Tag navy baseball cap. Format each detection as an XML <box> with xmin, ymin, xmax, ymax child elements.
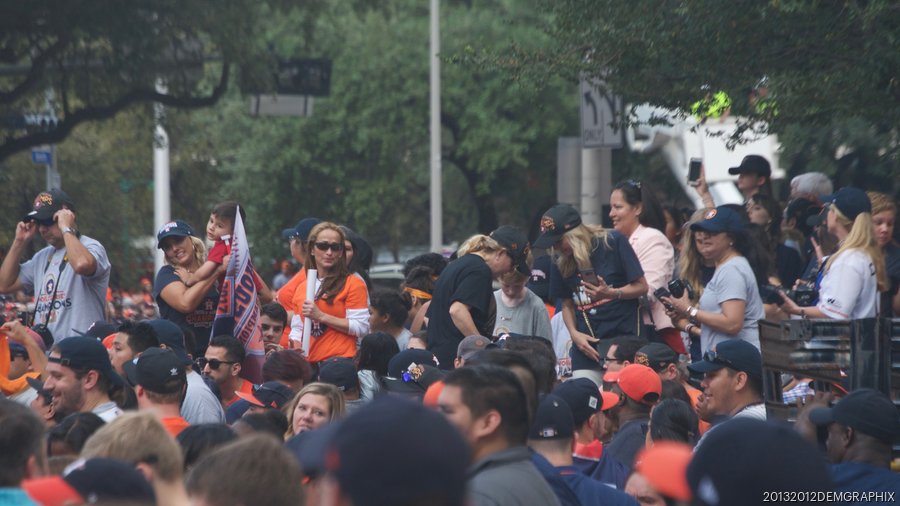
<box><xmin>809</xmin><ymin>388</ymin><xmax>900</xmax><ymax>444</ymax></box>
<box><xmin>690</xmin><ymin>206</ymin><xmax>744</xmax><ymax>234</ymax></box>
<box><xmin>387</xmin><ymin>349</ymin><xmax>439</xmax><ymax>378</ymax></box>
<box><xmin>727</xmin><ymin>155</ymin><xmax>771</xmax><ymax>177</ymax></box>
<box><xmin>147</xmin><ymin>319</ymin><xmax>191</xmax><ymax>366</ymax></box>
<box><xmin>529</xmin><ymin>393</ymin><xmax>574</xmax><ymax>440</ymax></box>
<box><xmin>326</xmin><ymin>396</ymin><xmax>469</xmax><ymax>506</ymax></box>
<box><xmin>382</xmin><ymin>363</ymin><xmax>444</xmax><ymax>397</ymax></box>
<box><xmin>25</xmin><ymin>189</ymin><xmax>75</xmax><ymax>223</ymax></box>
<box><xmin>317</xmin><ymin>357</ymin><xmax>359</xmax><ymax>392</ymax></box>
<box><xmin>285</xmin><ymin>422</ymin><xmax>342</xmax><ymax>479</ymax></box>
<box><xmin>123</xmin><ymin>348</ymin><xmax>187</xmax><ymax>394</ymax></box>
<box><xmin>156</xmin><ymin>219</ymin><xmax>195</xmax><ymax>248</ymax></box>
<box><xmin>534</xmin><ymin>204</ymin><xmax>583</xmax><ymax>249</ymax></box>
<box><xmin>235</xmin><ymin>381</ymin><xmax>295</xmax><ymax>410</ymax></box>
<box><xmin>282</xmin><ymin>217</ymin><xmax>322</xmax><ymax>241</ymax></box>
<box><xmin>23</xmin><ymin>457</ymin><xmax>156</xmax><ymax>505</ymax></box>
<box><xmin>490</xmin><ymin>225</ymin><xmax>531</xmax><ymax>275</ymax></box>
<box><xmin>688</xmin><ymin>339</ymin><xmax>762</xmax><ymax>379</ymax></box>
<box><xmin>635</xmin><ymin>343</ymin><xmax>679</xmax><ymax>372</ymax></box>
<box><xmin>51</xmin><ymin>336</ymin><xmax>124</xmax><ymax>386</ymax></box>
<box><xmin>822</xmin><ymin>187</ymin><xmax>871</xmax><ymax>222</ymax></box>
<box><xmin>73</xmin><ymin>320</ymin><xmax>117</xmax><ymax>340</ymax></box>
<box><xmin>551</xmin><ymin>378</ymin><xmax>618</xmax><ymax>426</ymax></box>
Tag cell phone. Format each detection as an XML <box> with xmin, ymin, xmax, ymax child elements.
<box><xmin>688</xmin><ymin>158</ymin><xmax>702</xmax><ymax>185</ymax></box>
<box><xmin>579</xmin><ymin>269</ymin><xmax>601</xmax><ymax>286</ymax></box>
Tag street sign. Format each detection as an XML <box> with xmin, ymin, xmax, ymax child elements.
<box><xmin>580</xmin><ymin>78</ymin><xmax>623</xmax><ymax>149</ymax></box>
<box><xmin>31</xmin><ymin>146</ymin><xmax>52</xmax><ymax>165</ymax></box>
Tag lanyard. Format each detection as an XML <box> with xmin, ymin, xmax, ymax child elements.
<box><xmin>31</xmin><ymin>251</ymin><xmax>68</xmax><ymax>327</ymax></box>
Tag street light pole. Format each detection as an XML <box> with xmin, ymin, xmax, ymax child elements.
<box><xmin>429</xmin><ymin>0</ymin><xmax>442</xmax><ymax>253</ymax></box>
<box><xmin>153</xmin><ymin>79</ymin><xmax>171</xmax><ymax>274</ymax></box>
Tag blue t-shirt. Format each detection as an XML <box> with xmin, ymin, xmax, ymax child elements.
<box><xmin>831</xmin><ymin>462</ymin><xmax>900</xmax><ymax>505</ymax></box>
<box><xmin>154</xmin><ymin>265</ymin><xmax>219</xmax><ymax>356</ymax></box>
<box><xmin>549</xmin><ymin>231</ymin><xmax>644</xmax><ymax>371</ymax></box>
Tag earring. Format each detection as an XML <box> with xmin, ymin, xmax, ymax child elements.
<box><xmin>730</xmin><ymin>242</ymin><xmax>734</xmax><ymax>247</ymax></box>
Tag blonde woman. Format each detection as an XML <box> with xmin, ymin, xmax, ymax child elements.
<box><xmin>154</xmin><ymin>220</ymin><xmax>223</xmax><ymax>356</ymax></box>
<box><xmin>533</xmin><ymin>204</ymin><xmax>648</xmax><ymax>383</ymax></box>
<box><xmin>284</xmin><ymin>382</ymin><xmax>345</xmax><ymax>438</ymax></box>
<box><xmin>781</xmin><ymin>187</ymin><xmax>887</xmax><ymax>319</ymax></box>
<box><xmin>426</xmin><ymin>226</ymin><xmax>529</xmax><ymax>368</ymax></box>
<box><xmin>868</xmin><ymin>191</ymin><xmax>900</xmax><ymax>315</ymax></box>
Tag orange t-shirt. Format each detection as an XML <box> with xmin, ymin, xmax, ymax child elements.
<box><xmin>685</xmin><ymin>383</ymin><xmax>711</xmax><ymax>434</ymax></box>
<box><xmin>290</xmin><ymin>274</ymin><xmax>368</xmax><ymax>363</ymax></box>
<box><xmin>276</xmin><ymin>270</ymin><xmax>307</xmax><ymax>348</ymax></box>
<box><xmin>161</xmin><ymin>416</ymin><xmax>190</xmax><ymax>437</ymax></box>
<box><xmin>225</xmin><ymin>378</ymin><xmax>256</xmax><ymax>408</ymax></box>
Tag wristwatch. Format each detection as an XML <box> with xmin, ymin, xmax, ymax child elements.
<box><xmin>62</xmin><ymin>227</ymin><xmax>77</xmax><ymax>235</ymax></box>
<box><xmin>688</xmin><ymin>305</ymin><xmax>700</xmax><ymax>321</ymax></box>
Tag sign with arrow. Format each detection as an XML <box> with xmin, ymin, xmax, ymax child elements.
<box><xmin>580</xmin><ymin>78</ymin><xmax>622</xmax><ymax>149</ymax></box>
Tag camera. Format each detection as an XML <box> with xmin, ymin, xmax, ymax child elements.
<box><xmin>786</xmin><ymin>285</ymin><xmax>818</xmax><ymax>307</ymax></box>
<box><xmin>667</xmin><ymin>279</ymin><xmax>694</xmax><ymax>300</ymax></box>
<box><xmin>759</xmin><ymin>284</ymin><xmax>784</xmax><ymax>305</ymax></box>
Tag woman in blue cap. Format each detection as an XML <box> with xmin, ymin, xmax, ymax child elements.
<box><xmin>780</xmin><ymin>187</ymin><xmax>887</xmax><ymax>319</ymax></box>
<box><xmin>661</xmin><ymin>206</ymin><xmax>765</xmax><ymax>354</ymax></box>
<box><xmin>154</xmin><ymin>220</ymin><xmax>223</xmax><ymax>356</ymax></box>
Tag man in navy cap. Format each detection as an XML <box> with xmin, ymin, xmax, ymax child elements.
<box><xmin>43</xmin><ymin>335</ymin><xmax>124</xmax><ymax>421</ymax></box>
<box><xmin>124</xmin><ymin>348</ymin><xmax>190</xmax><ymax>437</ymax></box>
<box><xmin>797</xmin><ymin>388</ymin><xmax>900</xmax><ymax>500</ymax></box>
<box><xmin>528</xmin><ymin>394</ymin><xmax>638</xmax><ymax>506</ymax></box>
<box><xmin>0</xmin><ymin>189</ymin><xmax>111</xmax><ymax>340</ymax></box>
<box><xmin>688</xmin><ymin>339</ymin><xmax>765</xmax><ymax>448</ymax></box>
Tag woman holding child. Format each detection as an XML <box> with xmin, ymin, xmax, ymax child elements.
<box><xmin>289</xmin><ymin>223</ymin><xmax>370</xmax><ymax>365</ymax></box>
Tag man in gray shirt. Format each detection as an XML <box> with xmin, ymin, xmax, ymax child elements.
<box><xmin>0</xmin><ymin>189</ymin><xmax>110</xmax><ymax>341</ymax></box>
<box><xmin>439</xmin><ymin>364</ymin><xmax>561</xmax><ymax>506</ymax></box>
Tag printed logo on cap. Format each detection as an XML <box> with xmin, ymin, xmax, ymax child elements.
<box><xmin>34</xmin><ymin>192</ymin><xmax>53</xmax><ymax>208</ymax></box>
<box><xmin>540</xmin><ymin>216</ymin><xmax>556</xmax><ymax>233</ymax></box>
<box><xmin>159</xmin><ymin>221</ymin><xmax>178</xmax><ymax>234</ymax></box>
<box><xmin>540</xmin><ymin>427</ymin><xmax>558</xmax><ymax>438</ymax></box>
<box><xmin>704</xmin><ymin>209</ymin><xmax>717</xmax><ymax>220</ymax></box>
<box><xmin>588</xmin><ymin>396</ymin><xmax>598</xmax><ymax>409</ymax></box>
<box><xmin>635</xmin><ymin>352</ymin><xmax>650</xmax><ymax>367</ymax></box>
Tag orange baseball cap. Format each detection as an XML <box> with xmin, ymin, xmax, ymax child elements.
<box><xmin>635</xmin><ymin>441</ymin><xmax>693</xmax><ymax>501</ymax></box>
<box><xmin>603</xmin><ymin>364</ymin><xmax>661</xmax><ymax>405</ymax></box>
<box><xmin>423</xmin><ymin>380</ymin><xmax>445</xmax><ymax>407</ymax></box>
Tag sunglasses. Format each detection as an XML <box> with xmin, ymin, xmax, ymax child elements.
<box><xmin>703</xmin><ymin>350</ymin><xmax>737</xmax><ymax>370</ymax></box>
<box><xmin>314</xmin><ymin>242</ymin><xmax>343</xmax><ymax>252</ymax></box>
<box><xmin>195</xmin><ymin>357</ymin><xmax>236</xmax><ymax>370</ymax></box>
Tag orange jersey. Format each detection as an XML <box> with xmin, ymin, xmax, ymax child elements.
<box><xmin>277</xmin><ymin>270</ymin><xmax>307</xmax><ymax>347</ymax></box>
<box><xmin>685</xmin><ymin>383</ymin><xmax>711</xmax><ymax>434</ymax></box>
<box><xmin>290</xmin><ymin>274</ymin><xmax>368</xmax><ymax>363</ymax></box>
<box><xmin>161</xmin><ymin>416</ymin><xmax>190</xmax><ymax>437</ymax></box>
<box><xmin>225</xmin><ymin>378</ymin><xmax>256</xmax><ymax>408</ymax></box>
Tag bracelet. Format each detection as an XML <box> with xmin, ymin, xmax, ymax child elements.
<box><xmin>615</xmin><ymin>289</ymin><xmax>623</xmax><ymax>300</ymax></box>
<box><xmin>688</xmin><ymin>305</ymin><xmax>699</xmax><ymax>322</ymax></box>
<box><xmin>684</xmin><ymin>323</ymin><xmax>695</xmax><ymax>334</ymax></box>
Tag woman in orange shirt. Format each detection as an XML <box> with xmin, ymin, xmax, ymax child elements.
<box><xmin>288</xmin><ymin>223</ymin><xmax>370</xmax><ymax>364</ymax></box>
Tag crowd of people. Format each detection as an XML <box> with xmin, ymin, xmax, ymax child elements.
<box><xmin>1</xmin><ymin>156</ymin><xmax>899</xmax><ymax>506</ymax></box>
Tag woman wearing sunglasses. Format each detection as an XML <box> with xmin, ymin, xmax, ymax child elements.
<box><xmin>661</xmin><ymin>206</ymin><xmax>765</xmax><ymax>355</ymax></box>
<box><xmin>154</xmin><ymin>220</ymin><xmax>223</xmax><ymax>356</ymax></box>
<box><xmin>288</xmin><ymin>222</ymin><xmax>370</xmax><ymax>365</ymax></box>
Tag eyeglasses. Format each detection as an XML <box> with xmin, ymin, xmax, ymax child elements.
<box><xmin>703</xmin><ymin>350</ymin><xmax>737</xmax><ymax>370</ymax></box>
<box><xmin>195</xmin><ymin>357</ymin><xmax>236</xmax><ymax>370</ymax></box>
<box><xmin>314</xmin><ymin>242</ymin><xmax>343</xmax><ymax>252</ymax></box>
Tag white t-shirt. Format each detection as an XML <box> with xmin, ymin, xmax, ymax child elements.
<box><xmin>817</xmin><ymin>249</ymin><xmax>879</xmax><ymax>319</ymax></box>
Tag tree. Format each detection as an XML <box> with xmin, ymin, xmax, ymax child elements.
<box><xmin>0</xmin><ymin>0</ymin><xmax>319</xmax><ymax>161</ymax></box>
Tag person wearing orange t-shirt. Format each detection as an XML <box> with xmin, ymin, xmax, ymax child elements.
<box><xmin>124</xmin><ymin>347</ymin><xmax>190</xmax><ymax>437</ymax></box>
<box><xmin>201</xmin><ymin>335</ymin><xmax>254</xmax><ymax>408</ymax></box>
<box><xmin>276</xmin><ymin>218</ymin><xmax>321</xmax><ymax>348</ymax></box>
<box><xmin>288</xmin><ymin>223</ymin><xmax>370</xmax><ymax>365</ymax></box>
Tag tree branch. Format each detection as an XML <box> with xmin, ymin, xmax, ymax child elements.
<box><xmin>0</xmin><ymin>36</ymin><xmax>70</xmax><ymax>104</ymax></box>
<box><xmin>0</xmin><ymin>63</ymin><xmax>230</xmax><ymax>162</ymax></box>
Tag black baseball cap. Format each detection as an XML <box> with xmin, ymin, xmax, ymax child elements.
<box><xmin>156</xmin><ymin>219</ymin><xmax>195</xmax><ymax>248</ymax></box>
<box><xmin>50</xmin><ymin>336</ymin><xmax>124</xmax><ymax>386</ymax></box>
<box><xmin>690</xmin><ymin>206</ymin><xmax>745</xmax><ymax>234</ymax></box>
<box><xmin>822</xmin><ymin>186</ymin><xmax>872</xmax><ymax>222</ymax></box>
<box><xmin>382</xmin><ymin>363</ymin><xmax>444</xmax><ymax>396</ymax></box>
<box><xmin>123</xmin><ymin>348</ymin><xmax>187</xmax><ymax>394</ymax></box>
<box><xmin>147</xmin><ymin>319</ymin><xmax>191</xmax><ymax>366</ymax></box>
<box><xmin>387</xmin><ymin>349</ymin><xmax>439</xmax><ymax>378</ymax></box>
<box><xmin>282</xmin><ymin>217</ymin><xmax>322</xmax><ymax>241</ymax></box>
<box><xmin>688</xmin><ymin>339</ymin><xmax>762</xmax><ymax>379</ymax></box>
<box><xmin>533</xmin><ymin>204</ymin><xmax>583</xmax><ymax>249</ymax></box>
<box><xmin>687</xmin><ymin>419</ymin><xmax>832</xmax><ymax>506</ymax></box>
<box><xmin>317</xmin><ymin>357</ymin><xmax>359</xmax><ymax>392</ymax></box>
<box><xmin>23</xmin><ymin>457</ymin><xmax>156</xmax><ymax>505</ymax></box>
<box><xmin>490</xmin><ymin>225</ymin><xmax>531</xmax><ymax>275</ymax></box>
<box><xmin>235</xmin><ymin>381</ymin><xmax>295</xmax><ymax>409</ymax></box>
<box><xmin>73</xmin><ymin>320</ymin><xmax>117</xmax><ymax>340</ymax></box>
<box><xmin>529</xmin><ymin>393</ymin><xmax>574</xmax><ymax>440</ymax></box>
<box><xmin>327</xmin><ymin>396</ymin><xmax>469</xmax><ymax>506</ymax></box>
<box><xmin>25</xmin><ymin>189</ymin><xmax>75</xmax><ymax>223</ymax></box>
<box><xmin>634</xmin><ymin>343</ymin><xmax>678</xmax><ymax>372</ymax></box>
<box><xmin>809</xmin><ymin>388</ymin><xmax>900</xmax><ymax>444</ymax></box>
<box><xmin>727</xmin><ymin>155</ymin><xmax>771</xmax><ymax>177</ymax></box>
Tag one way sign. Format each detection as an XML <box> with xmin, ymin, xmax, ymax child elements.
<box><xmin>580</xmin><ymin>78</ymin><xmax>622</xmax><ymax>149</ymax></box>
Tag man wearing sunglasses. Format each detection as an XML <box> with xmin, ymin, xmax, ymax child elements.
<box><xmin>688</xmin><ymin>339</ymin><xmax>765</xmax><ymax>449</ymax></box>
<box><xmin>0</xmin><ymin>189</ymin><xmax>110</xmax><ymax>341</ymax></box>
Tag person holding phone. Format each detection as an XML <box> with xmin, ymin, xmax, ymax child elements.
<box><xmin>535</xmin><ymin>204</ymin><xmax>648</xmax><ymax>385</ymax></box>
<box><xmin>0</xmin><ymin>189</ymin><xmax>111</xmax><ymax>341</ymax></box>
